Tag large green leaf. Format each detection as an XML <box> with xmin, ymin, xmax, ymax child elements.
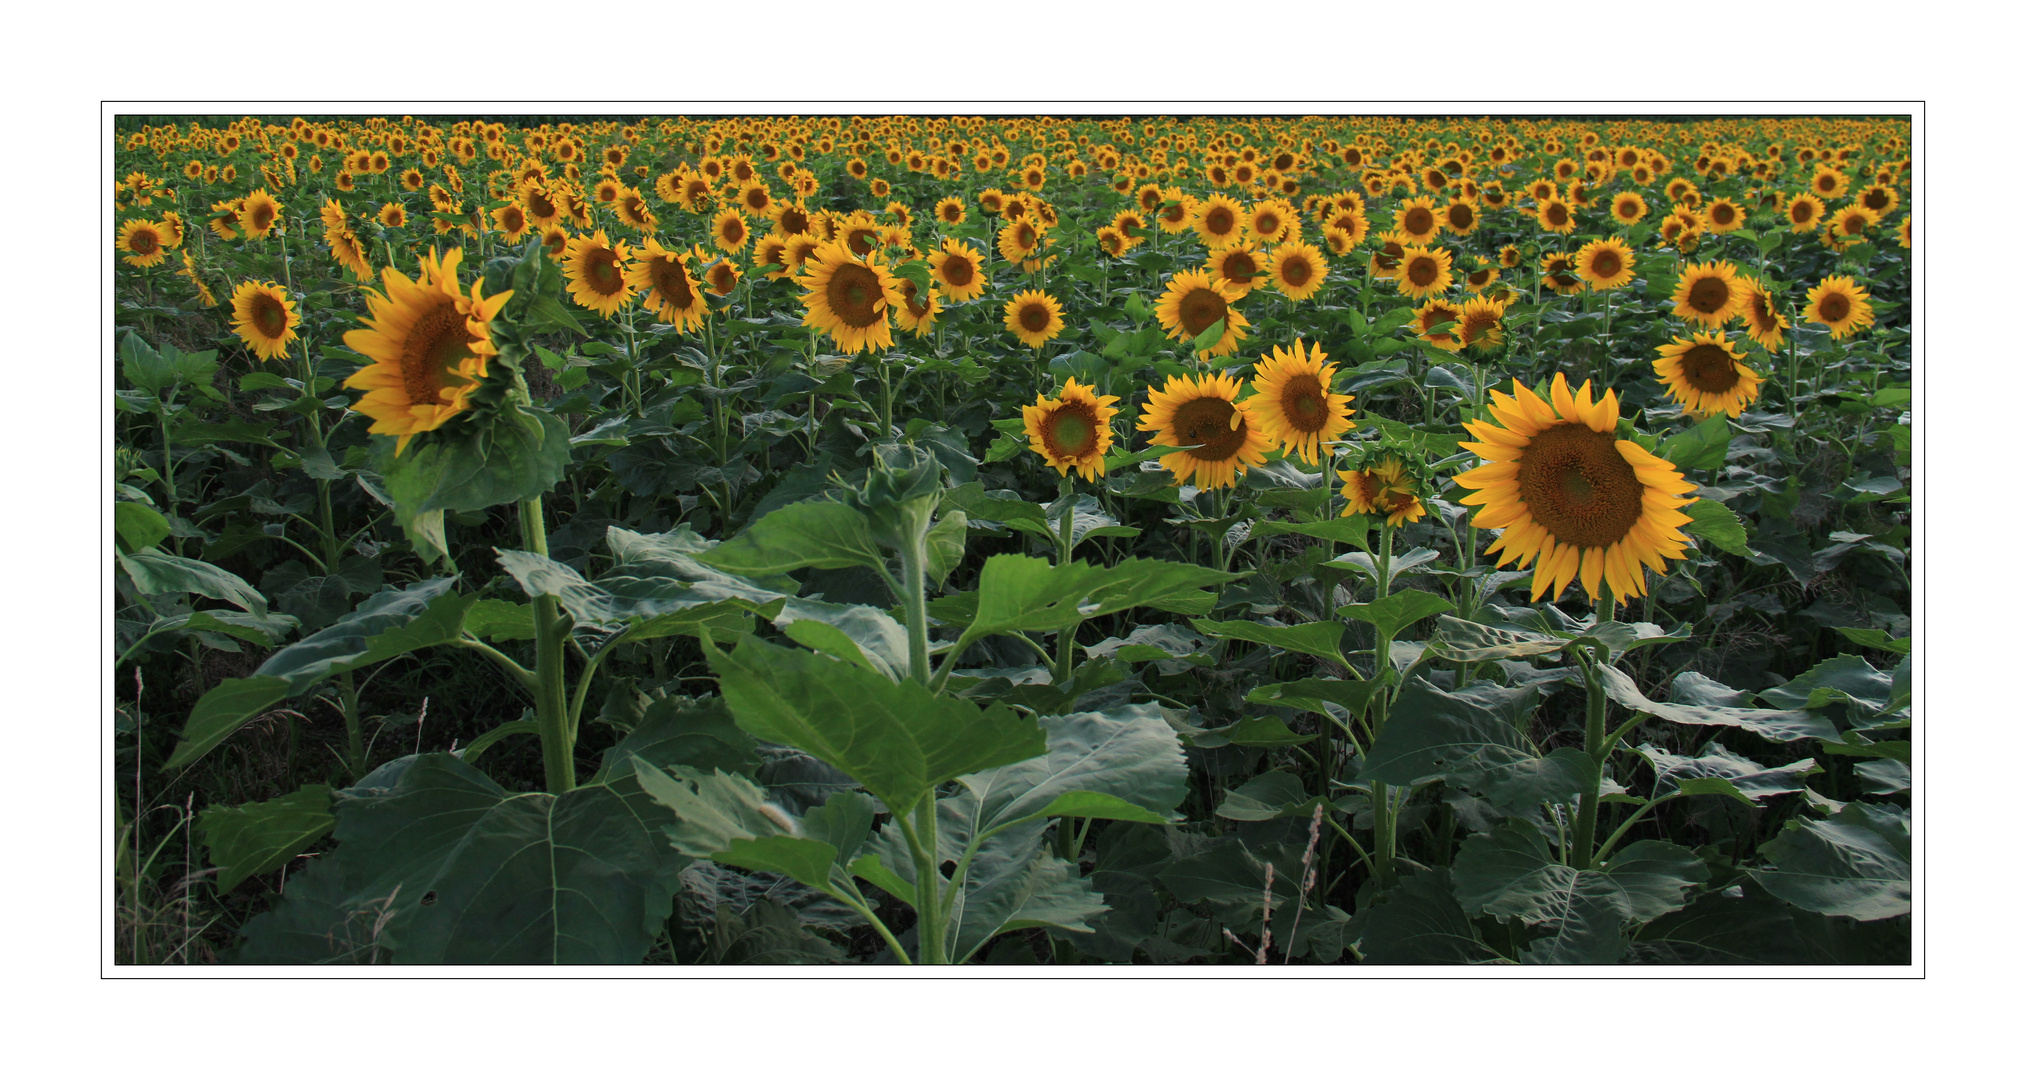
<box><xmin>1749</xmin><ymin>803</ymin><xmax>1910</xmax><ymax>921</ymax></box>
<box><xmin>1191</xmin><ymin>617</ymin><xmax>1350</xmax><ymax>668</ymax></box>
<box><xmin>1682</xmin><ymin>500</ymin><xmax>1751</xmax><ymax>556</ymax></box>
<box><xmin>1759</xmin><ymin>654</ymin><xmax>1900</xmax><ymax>720</ymax></box>
<box><xmin>950</xmin><ymin>704</ymin><xmax>1188</xmax><ymax>836</ymax></box>
<box><xmin>1452</xmin><ymin>822</ymin><xmax>1707</xmax><ymax>964</ymax></box>
<box><xmin>198</xmin><ymin>785</ymin><xmax>335</xmax><ymax>893</ymax></box>
<box><xmin>694</xmin><ymin>498</ymin><xmax>887</xmax><ymax>576</ymax></box>
<box><xmin>1637</xmin><ymin>743</ymin><xmax>1818</xmax><ymax>804</ymax></box>
<box><xmin>1658</xmin><ymin>413</ymin><xmax>1733</xmax><ymax>472</ymax></box>
<box><xmin>380</xmin><ymin>407</ymin><xmax>572</xmax><ymax>564</ymax></box>
<box><xmin>1336</xmin><ymin>589</ymin><xmax>1455</xmax><ymax>649</ymax></box>
<box><xmin>1358</xmin><ymin>872</ymin><xmax>1506</xmax><ymax>965</ymax></box>
<box><xmin>166</xmin><ymin>580</ymin><xmax>477</xmax><ymax>770</ymax></box>
<box><xmin>118</xmin><ymin>550</ymin><xmax>269</xmax><ymax>615</ymax></box>
<box><xmin>1419</xmin><ymin>615</ymin><xmax>1569</xmax><ymax>663</ymax></box>
<box><xmin>1361</xmin><ymin>678</ymin><xmax>1540</xmax><ymax>787</ymax></box>
<box><xmin>115</xmin><ymin>502</ymin><xmax>172</xmax><ymax>554</ymax></box>
<box><xmin>1597</xmin><ymin>666</ymin><xmax>1838</xmax><ymax>743</ymax></box>
<box><xmin>236</xmin><ymin>753</ymin><xmax>690</xmax><ymax>964</ymax></box>
<box><xmin>1630</xmin><ymin>888</ymin><xmax>1812</xmax><ymax>965</ymax></box>
<box><xmin>932</xmin><ymin>554</ymin><xmax>1241</xmax><ymax>653</ymax></box>
<box><xmin>709</xmin><ymin>634</ymin><xmax>1045</xmax><ymax>815</ymax></box>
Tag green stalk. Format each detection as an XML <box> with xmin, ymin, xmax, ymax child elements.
<box><xmin>1368</xmin><ymin>520</ymin><xmax>1398</xmax><ymax>890</ymax></box>
<box><xmin>898</xmin><ymin>523</ymin><xmax>933</xmax><ymax>688</ymax></box>
<box><xmin>1567</xmin><ymin>645</ymin><xmax>1609</xmax><ymax>870</ymax></box>
<box><xmin>520</xmin><ymin>497</ymin><xmax>576</xmax><ymax>794</ymax></box>
<box><xmin>1053</xmin><ymin>481</ymin><xmax>1078</xmax><ymax>687</ymax></box>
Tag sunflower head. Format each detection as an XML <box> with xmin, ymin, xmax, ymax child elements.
<box><xmin>341</xmin><ymin>248</ymin><xmax>515</xmax><ymax>456</ymax></box>
<box><xmin>1654</xmin><ymin>331</ymin><xmax>1763</xmax><ymax>419</ymax></box>
<box><xmin>1154</xmin><ymin>269</ymin><xmax>1250</xmax><ymax>359</ymax></box>
<box><xmin>1246</xmin><ymin>339</ymin><xmax>1355</xmax><ymax>465</ymax></box>
<box><xmin>797</xmin><ymin>240</ymin><xmax>903</xmax><ymax>354</ymax></box>
<box><xmin>1338</xmin><ymin>455</ymin><xmax>1427</xmax><ymax>527</ymax></box>
<box><xmin>229</xmin><ymin>280</ymin><xmax>299</xmax><ymax>362</ymax></box>
<box><xmin>1804</xmin><ymin>274</ymin><xmax>1875</xmax><ymax>340</ymax></box>
<box><xmin>1455</xmin><ymin>372</ymin><xmax>1698</xmax><ymax>607</ymax></box>
<box><xmin>1003</xmin><ymin>289</ymin><xmax>1064</xmax><ymax>349</ymax></box>
<box><xmin>1574</xmin><ymin>237</ymin><xmax>1636</xmax><ymax>291</ymax></box>
<box><xmin>1394</xmin><ymin>244</ymin><xmax>1455</xmax><ymax>299</ymax></box>
<box><xmin>1022</xmin><ymin>377</ymin><xmax>1122</xmax><ymax>481</ymax></box>
<box><xmin>1268</xmin><ymin>241</ymin><xmax>1328</xmax><ymax>301</ymax></box>
<box><xmin>1670</xmin><ymin>260</ymin><xmax>1742</xmax><ymax>327</ymax></box>
<box><xmin>1135</xmin><ymin>370</ymin><xmax>1273</xmax><ymax>490</ymax></box>
<box><xmin>561</xmin><ymin>229</ymin><xmax>637</xmax><ymax>317</ymax></box>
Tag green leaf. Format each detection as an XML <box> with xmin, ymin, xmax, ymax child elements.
<box><xmin>1749</xmin><ymin>803</ymin><xmax>1910</xmax><ymax>921</ymax></box>
<box><xmin>1191</xmin><ymin>617</ymin><xmax>1349</xmax><ymax>668</ymax></box>
<box><xmin>1362</xmin><ymin>678</ymin><xmax>1540</xmax><ymax>787</ymax></box>
<box><xmin>461</xmin><ymin>598</ymin><xmax>536</xmax><ymax>641</ymax></box>
<box><xmin>952</xmin><ymin>704</ymin><xmax>1187</xmax><ymax>835</ymax></box>
<box><xmin>1597</xmin><ymin>666</ymin><xmax>1837</xmax><ymax>743</ymax></box>
<box><xmin>1215</xmin><ymin>771</ymin><xmax>1317</xmax><ymax>821</ymax></box>
<box><xmin>1245</xmin><ymin>678</ymin><xmax>1381</xmax><ymax>721</ymax></box>
<box><xmin>1189</xmin><ymin>317</ymin><xmax>1226</xmax><ymax>355</ymax></box>
<box><xmin>710</xmin><ymin>635</ymin><xmax>1045</xmax><ymax>815</ymax></box>
<box><xmin>1759</xmin><ymin>654</ymin><xmax>1899</xmax><ymax>718</ymax></box>
<box><xmin>1682</xmin><ymin>499</ymin><xmax>1751</xmax><ymax>556</ymax></box>
<box><xmin>115</xmin><ymin>502</ymin><xmax>172</xmax><ymax>554</ymax></box>
<box><xmin>1215</xmin><ymin>716</ymin><xmax>1321</xmax><ymax>748</ymax></box>
<box><xmin>198</xmin><ymin>785</ymin><xmax>335</xmax><ymax>893</ymax></box>
<box><xmin>1638</xmin><ymin>743</ymin><xmax>1817</xmax><ymax>804</ymax></box>
<box><xmin>1358</xmin><ymin>872</ymin><xmax>1506</xmax><ymax>965</ymax></box>
<box><xmin>1658</xmin><ymin>413</ymin><xmax>1733</xmax><ymax>472</ymax></box>
<box><xmin>380</xmin><ymin>408</ymin><xmax>572</xmax><ymax>564</ymax></box>
<box><xmin>1453</xmin><ymin>823</ymin><xmax>1707</xmax><ymax>964</ymax></box>
<box><xmin>696</xmin><ymin>498</ymin><xmax>887</xmax><ymax>576</ymax></box>
<box><xmin>1631</xmin><ymin>888</ymin><xmax>1811</xmax><ymax>965</ymax></box>
<box><xmin>118</xmin><ymin>550</ymin><xmax>268</xmax><ymax>614</ymax></box>
<box><xmin>1419</xmin><ymin>615</ymin><xmax>1569</xmax><ymax>662</ymax></box>
<box><xmin>924</xmin><ymin>510</ymin><xmax>968</xmax><ymax>585</ymax></box>
<box><xmin>933</xmin><ymin>554</ymin><xmax>1241</xmax><ymax>654</ymax></box>
<box><xmin>1248</xmin><ymin>517</ymin><xmax>1372</xmax><ymax>547</ymax></box>
<box><xmin>1336</xmin><ymin>589</ymin><xmax>1454</xmax><ymax>648</ymax></box>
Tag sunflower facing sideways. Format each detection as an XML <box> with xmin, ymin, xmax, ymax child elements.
<box><xmin>342</xmin><ymin>248</ymin><xmax>512</xmax><ymax>456</ymax></box>
<box><xmin>1454</xmin><ymin>294</ymin><xmax>1511</xmax><ymax>353</ymax></box>
<box><xmin>1670</xmin><ymin>260</ymin><xmax>1742</xmax><ymax>327</ymax></box>
<box><xmin>1644</xmin><ymin>323</ymin><xmax>1770</xmax><ymax>417</ymax></box>
<box><xmin>625</xmin><ymin>238</ymin><xmax>707</xmax><ymax>332</ymax></box>
<box><xmin>1454</xmin><ymin>373</ymin><xmax>1699</xmax><ymax>607</ymax></box>
<box><xmin>894</xmin><ymin>277</ymin><xmax>941</xmax><ymax>337</ymax></box>
<box><xmin>229</xmin><ymin>280</ymin><xmax>299</xmax><ymax>361</ymax></box>
<box><xmin>1573</xmin><ymin>236</ymin><xmax>1636</xmax><ymax>291</ymax></box>
<box><xmin>1737</xmin><ymin>274</ymin><xmax>1789</xmax><ymax>351</ymax></box>
<box><xmin>562</xmin><ymin>229</ymin><xmax>637</xmax><ymax>317</ymax></box>
<box><xmin>1023</xmin><ymin>377</ymin><xmax>1121</xmax><ymax>481</ymax></box>
<box><xmin>1136</xmin><ymin>370</ymin><xmax>1274</xmax><ymax>490</ymax></box>
<box><xmin>928</xmin><ymin>237</ymin><xmax>987</xmax><ymax>302</ymax></box>
<box><xmin>1803</xmin><ymin>274</ymin><xmax>1876</xmax><ymax>339</ymax></box>
<box><xmin>1004</xmin><ymin>289</ymin><xmax>1064</xmax><ymax>349</ymax></box>
<box><xmin>1339</xmin><ymin>456</ymin><xmax>1426</xmax><ymax>526</ymax></box>
<box><xmin>1246</xmin><ymin>339</ymin><xmax>1355</xmax><ymax>465</ymax></box>
<box><xmin>797</xmin><ymin>240</ymin><xmax>905</xmax><ymax>354</ymax></box>
<box><xmin>240</xmin><ymin>188</ymin><xmax>282</xmax><ymax>240</ymax></box>
<box><xmin>1154</xmin><ymin>268</ymin><xmax>1250</xmax><ymax>359</ymax></box>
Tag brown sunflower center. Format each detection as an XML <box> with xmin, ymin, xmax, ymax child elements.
<box><xmin>708</xmin><ymin>264</ymin><xmax>736</xmax><ymax>293</ymax></box>
<box><xmin>1545</xmin><ymin>203</ymin><xmax>1569</xmax><ymax>226</ymax></box>
<box><xmin>1447</xmin><ymin>204</ymin><xmax>1474</xmax><ymax>229</ymax></box>
<box><xmin>1406</xmin><ymin>256</ymin><xmax>1440</xmax><ymax>288</ymax></box>
<box><xmin>1589</xmin><ymin>250</ymin><xmax>1622</xmax><ymax>279</ymax></box>
<box><xmin>1222</xmin><ymin>252</ymin><xmax>1259</xmax><ymax>283</ymax></box>
<box><xmin>1375</xmin><ymin>242</ymin><xmax>1404</xmax><ymax>272</ymax></box>
<box><xmin>651</xmin><ymin>257</ymin><xmax>694</xmax><ymax>308</ymax></box>
<box><xmin>1712</xmin><ymin>204</ymin><xmax>1735</xmax><ymax>224</ymax></box>
<box><xmin>398</xmin><ymin>297</ymin><xmax>476</xmax><ymax>408</ymax></box>
<box><xmin>940</xmin><ymin>255</ymin><xmax>975</xmax><ymax>287</ymax></box>
<box><xmin>1281</xmin><ymin>256</ymin><xmax>1312</xmax><ymax>286</ymax></box>
<box><xmin>1818</xmin><ymin>293</ymin><xmax>1851</xmax><ymax>323</ymax></box>
<box><xmin>1278</xmin><ymin>373</ymin><xmax>1328</xmax><ymax>431</ymax></box>
<box><xmin>1019</xmin><ymin>302</ymin><xmax>1050</xmax><ymax>332</ymax></box>
<box><xmin>1681</xmin><ymin>344</ymin><xmax>1741</xmax><ymax>392</ymax></box>
<box><xmin>1467</xmin><ymin>268</ymin><xmax>1492</xmax><ymax>287</ymax></box>
<box><xmin>1686</xmin><ymin>275</ymin><xmax>1731</xmax><ymax>313</ymax></box>
<box><xmin>1254</xmin><ymin>211</ymin><xmax>1281</xmax><ymax>236</ymax></box>
<box><xmin>251</xmin><ymin>291</ymin><xmax>288</xmax><ymax>338</ymax></box>
<box><xmin>1816</xmin><ymin>174</ymin><xmax>1836</xmax><ymax>192</ymax></box>
<box><xmin>902</xmin><ymin>281</ymin><xmax>931</xmax><ymax>319</ymax></box>
<box><xmin>1161</xmin><ymin>202</ymin><xmax>1188</xmax><ymax>223</ymax></box>
<box><xmin>130</xmin><ymin>229</ymin><xmax>159</xmax><ymax>255</ymax></box>
<box><xmin>501</xmin><ymin>207</ymin><xmax>525</xmax><ymax>232</ymax></box>
<box><xmin>1178</xmin><ymin>287</ymin><xmax>1228</xmax><ymax>337</ymax></box>
<box><xmin>585</xmin><ymin>248</ymin><xmax>624</xmax><ymax>295</ymax></box>
<box><xmin>1516</xmin><ymin>423</ymin><xmax>1643</xmax><ymax>550</ymax></box>
<box><xmin>1203</xmin><ymin>206</ymin><xmax>1235</xmax><ymax>235</ymax></box>
<box><xmin>1172</xmin><ymin>396</ymin><xmax>1246</xmax><ymax>462</ymax></box>
<box><xmin>722</xmin><ymin>218</ymin><xmax>746</xmax><ymax>245</ymax></box>
<box><xmin>1041</xmin><ymin>401</ymin><xmax>1099</xmax><ymax>459</ymax></box>
<box><xmin>1403</xmin><ymin>206</ymin><xmax>1434</xmax><ymax>235</ymax></box>
<box><xmin>1792</xmin><ymin>202</ymin><xmax>1815</xmax><ymax>222</ymax></box>
<box><xmin>827</xmin><ymin>263</ymin><xmax>883</xmax><ymax>327</ymax></box>
<box><xmin>1863</xmin><ymin>189</ymin><xmax>1889</xmax><ymax>210</ymax></box>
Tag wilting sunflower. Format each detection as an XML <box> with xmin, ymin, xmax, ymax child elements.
<box><xmin>1455</xmin><ymin>294</ymin><xmax>1511</xmax><ymax>352</ymax></box>
<box><xmin>1268</xmin><ymin>241</ymin><xmax>1328</xmax><ymax>301</ymax></box>
<box><xmin>1338</xmin><ymin>457</ymin><xmax>1426</xmax><ymax>526</ymax></box>
<box><xmin>928</xmin><ymin>237</ymin><xmax>987</xmax><ymax>302</ymax></box>
<box><xmin>342</xmin><ymin>248</ymin><xmax>512</xmax><ymax>456</ymax></box>
<box><xmin>1610</xmin><ymin>191</ymin><xmax>1649</xmax><ymax>226</ymax></box>
<box><xmin>1670</xmin><ymin>260</ymin><xmax>1742</xmax><ymax>327</ymax></box>
<box><xmin>894</xmin><ymin>277</ymin><xmax>941</xmax><ymax>337</ymax></box>
<box><xmin>1737</xmin><ymin>274</ymin><xmax>1789</xmax><ymax>351</ymax></box>
<box><xmin>1574</xmin><ymin>237</ymin><xmax>1636</xmax><ymax>291</ymax></box>
<box><xmin>1136</xmin><ymin>371</ymin><xmax>1273</xmax><ymax>490</ymax></box>
<box><xmin>1154</xmin><ymin>269</ymin><xmax>1250</xmax><ymax>359</ymax></box>
<box><xmin>1393</xmin><ymin>244</ymin><xmax>1455</xmax><ymax>299</ymax></box>
<box><xmin>1394</xmin><ymin>195</ymin><xmax>1441</xmax><ymax>242</ymax></box>
<box><xmin>1003</xmin><ymin>289</ymin><xmax>1064</xmax><ymax>349</ymax></box>
<box><xmin>1193</xmin><ymin>193</ymin><xmax>1246</xmax><ymax>249</ymax></box>
<box><xmin>1455</xmin><ymin>372</ymin><xmax>1699</xmax><ymax>606</ymax></box>
<box><xmin>118</xmin><ymin>219</ymin><xmax>169</xmax><ymax>268</ymax></box>
<box><xmin>562</xmin><ymin>229</ymin><xmax>637</xmax><ymax>317</ymax></box>
<box><xmin>798</xmin><ymin>240</ymin><xmax>904</xmax><ymax>354</ymax></box>
<box><xmin>1022</xmin><ymin>377</ymin><xmax>1122</xmax><ymax>481</ymax></box>
<box><xmin>626</xmin><ymin>238</ymin><xmax>707</xmax><ymax>332</ymax></box>
<box><xmin>1785</xmin><ymin>193</ymin><xmax>1825</xmax><ymax>232</ymax></box>
<box><xmin>1207</xmin><ymin>244</ymin><xmax>1266</xmax><ymax>296</ymax></box>
<box><xmin>1653</xmin><ymin>331</ymin><xmax>1763</xmax><ymax>419</ymax></box>
<box><xmin>228</xmin><ymin>280</ymin><xmax>299</xmax><ymax>361</ymax></box>
<box><xmin>1246</xmin><ymin>339</ymin><xmax>1355</xmax><ymax>465</ymax></box>
<box><xmin>1803</xmin><ymin>275</ymin><xmax>1875</xmax><ymax>339</ymax></box>
<box><xmin>240</xmin><ymin>189</ymin><xmax>282</xmax><ymax>240</ymax></box>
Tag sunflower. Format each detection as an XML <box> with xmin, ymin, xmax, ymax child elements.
<box><xmin>1207</xmin><ymin>244</ymin><xmax>1266</xmax><ymax>296</ymax></box>
<box><xmin>1670</xmin><ymin>260</ymin><xmax>1742</xmax><ymax>327</ymax></box>
<box><xmin>1193</xmin><ymin>193</ymin><xmax>1246</xmax><ymax>249</ymax></box>
<box><xmin>1338</xmin><ymin>457</ymin><xmax>1427</xmax><ymax>526</ymax></box>
<box><xmin>895</xmin><ymin>277</ymin><xmax>941</xmax><ymax>337</ymax></box>
<box><xmin>1703</xmin><ymin>198</ymin><xmax>1745</xmax><ymax>234</ymax></box>
<box><xmin>1897</xmin><ymin>217</ymin><xmax>1912</xmax><ymax>249</ymax></box>
<box><xmin>1320</xmin><ymin>226</ymin><xmax>1357</xmax><ymax>257</ymax></box>
<box><xmin>1136</xmin><ymin>371</ymin><xmax>1273</xmax><ymax>490</ymax></box>
<box><xmin>1156</xmin><ymin>188</ymin><xmax>1197</xmax><ymax>233</ymax></box>
<box><xmin>1737</xmin><ymin>274</ymin><xmax>1789</xmax><ymax>351</ymax></box>
<box><xmin>1653</xmin><ymin>331</ymin><xmax>1763</xmax><ymax>419</ymax></box>
<box><xmin>319</xmin><ymin>198</ymin><xmax>349</xmax><ymax>237</ymax></box>
<box><xmin>228</xmin><ymin>280</ymin><xmax>298</xmax><ymax>361</ymax></box>
<box><xmin>711</xmin><ymin>207</ymin><xmax>750</xmax><ymax>253</ymax></box>
<box><xmin>1394</xmin><ymin>195</ymin><xmax>1441</xmax><ymax>242</ymax></box>
<box><xmin>329</xmin><ymin>228</ymin><xmax>373</xmax><ymax>282</ymax></box>
<box><xmin>626</xmin><ymin>238</ymin><xmax>707</xmax><ymax>332</ymax></box>
<box><xmin>491</xmin><ymin>202</ymin><xmax>532</xmax><ymax>243</ymax></box>
<box><xmin>539</xmin><ymin>224</ymin><xmax>571</xmax><ymax>261</ymax></box>
<box><xmin>997</xmin><ymin>218</ymin><xmax>1044</xmax><ymax>264</ymax></box>
<box><xmin>1540</xmin><ymin>252</ymin><xmax>1584</xmax><ymax>296</ymax></box>
<box><xmin>1610</xmin><ymin>191</ymin><xmax>1649</xmax><ymax>227</ymax></box>
<box><xmin>1461</xmin><ymin>257</ymin><xmax>1501</xmax><ymax>293</ymax></box>
<box><xmin>1267</xmin><ymin>241</ymin><xmax>1328</xmax><ymax>301</ymax></box>
<box><xmin>928</xmin><ymin>237</ymin><xmax>987</xmax><ymax>302</ymax></box>
<box><xmin>1809</xmin><ymin>166</ymin><xmax>1850</xmax><ymax>200</ymax></box>
<box><xmin>1574</xmin><ymin>237</ymin><xmax>1636</xmax><ymax>291</ymax></box>
<box><xmin>562</xmin><ymin>229</ymin><xmax>637</xmax><ymax>317</ymax></box>
<box><xmin>1246</xmin><ymin>198</ymin><xmax>1298</xmax><ymax>244</ymax></box>
<box><xmin>1095</xmin><ymin>226</ymin><xmax>1129</xmax><ymax>258</ymax></box>
<box><xmin>1858</xmin><ymin>184</ymin><xmax>1901</xmax><ymax>217</ymax></box>
<box><xmin>1803</xmin><ymin>275</ymin><xmax>1875</xmax><ymax>340</ymax></box>
<box><xmin>341</xmin><ymin>248</ymin><xmax>512</xmax><ymax>456</ymax></box>
<box><xmin>1537</xmin><ymin>197</ymin><xmax>1577</xmax><ymax>234</ymax></box>
<box><xmin>1455</xmin><ymin>373</ymin><xmax>1698</xmax><ymax>607</ymax></box>
<box><xmin>1154</xmin><ymin>269</ymin><xmax>1250</xmax><ymax>359</ymax></box>
<box><xmin>782</xmin><ymin>233</ymin><xmax>826</xmax><ymax>276</ymax></box>
<box><xmin>240</xmin><ymin>189</ymin><xmax>282</xmax><ymax>240</ymax></box>
<box><xmin>1246</xmin><ymin>339</ymin><xmax>1355</xmax><ymax>464</ymax></box>
<box><xmin>798</xmin><ymin>241</ymin><xmax>904</xmax><ymax>354</ymax></box>
<box><xmin>1023</xmin><ymin>377</ymin><xmax>1121</xmax><ymax>481</ymax></box>
<box><xmin>1454</xmin><ymin>294</ymin><xmax>1511</xmax><ymax>352</ymax></box>
<box><xmin>614</xmin><ymin>187</ymin><xmax>658</xmax><ymax>231</ymax></box>
<box><xmin>118</xmin><ymin>219</ymin><xmax>169</xmax><ymax>268</ymax></box>
<box><xmin>1004</xmin><ymin>289</ymin><xmax>1064</xmax><ymax>349</ymax></box>
<box><xmin>1785</xmin><ymin>193</ymin><xmax>1825</xmax><ymax>232</ymax></box>
<box><xmin>704</xmin><ymin>257</ymin><xmax>741</xmax><ymax>297</ymax></box>
<box><xmin>1393</xmin><ymin>244</ymin><xmax>1455</xmax><ymax>299</ymax></box>
<box><xmin>1498</xmin><ymin>245</ymin><xmax>1522</xmax><ymax>269</ymax></box>
<box><xmin>1825</xmin><ymin>204</ymin><xmax>1881</xmax><ymax>250</ymax></box>
<box><xmin>935</xmin><ymin>196</ymin><xmax>966</xmax><ymax>226</ymax></box>
<box><xmin>1442</xmin><ymin>197</ymin><xmax>1481</xmax><ymax>237</ymax></box>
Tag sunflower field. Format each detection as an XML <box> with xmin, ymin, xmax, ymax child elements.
<box><xmin>111</xmin><ymin>113</ymin><xmax>1914</xmax><ymax>967</ymax></box>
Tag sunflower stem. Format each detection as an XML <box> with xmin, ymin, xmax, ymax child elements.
<box><xmin>1367</xmin><ymin>520</ymin><xmax>1399</xmax><ymax>891</ymax></box>
<box><xmin>1568</xmin><ymin>643</ymin><xmax>1610</xmax><ymax>871</ymax></box>
<box><xmin>520</xmin><ymin>496</ymin><xmax>577</xmax><ymax>794</ymax></box>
